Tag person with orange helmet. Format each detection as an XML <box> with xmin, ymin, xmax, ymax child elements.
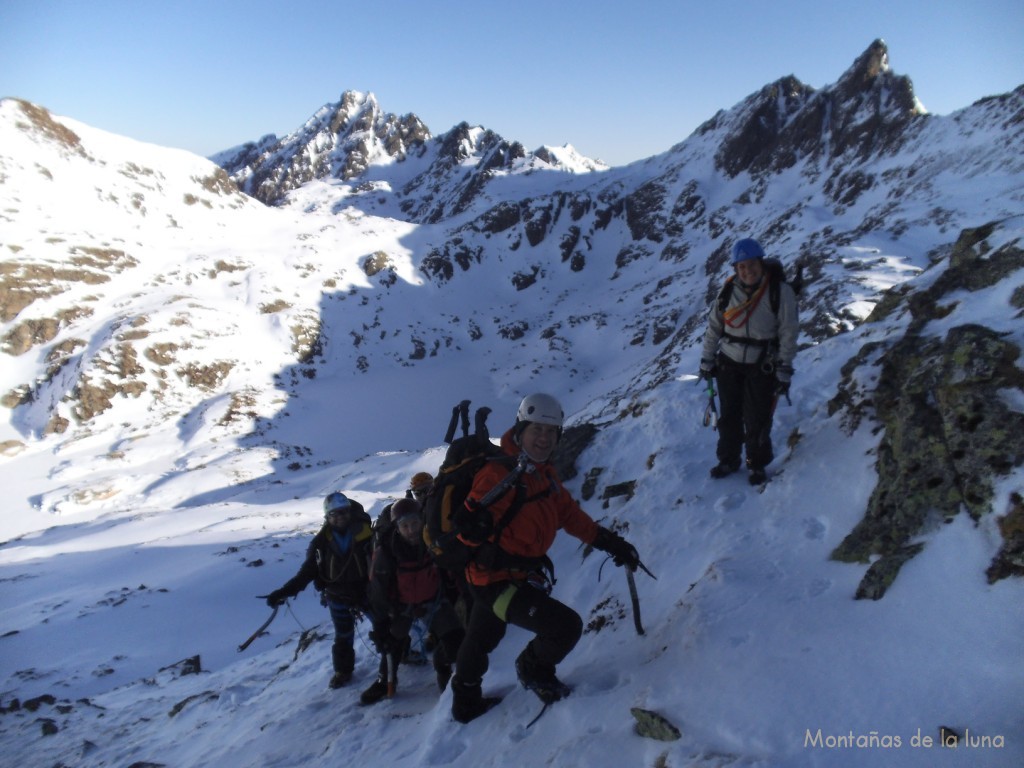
<box><xmin>372</xmin><ymin>471</ymin><xmax>434</xmax><ymax>545</ymax></box>
<box><xmin>409</xmin><ymin>471</ymin><xmax>434</xmax><ymax>502</ymax></box>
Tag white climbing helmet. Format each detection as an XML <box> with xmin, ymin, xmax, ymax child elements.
<box><xmin>516</xmin><ymin>393</ymin><xmax>564</xmax><ymax>429</ymax></box>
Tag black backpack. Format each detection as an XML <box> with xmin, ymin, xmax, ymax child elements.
<box><xmin>422</xmin><ymin>401</ymin><xmax>531</xmax><ymax>572</ymax></box>
<box><xmin>372</xmin><ymin>502</ymin><xmax>395</xmax><ymax>549</ymax></box>
<box><xmin>338</xmin><ymin>497</ymin><xmax>373</xmax><ymax>529</ymax></box>
<box><xmin>717</xmin><ymin>257</ymin><xmax>803</xmax><ymax>315</ymax></box>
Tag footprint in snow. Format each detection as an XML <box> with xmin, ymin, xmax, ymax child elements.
<box><xmin>713</xmin><ymin>492</ymin><xmax>746</xmax><ymax>513</ymax></box>
<box><xmin>807</xmin><ymin>578</ymin><xmax>832</xmax><ymax>597</ymax></box>
<box><xmin>802</xmin><ymin>517</ymin><xmax>827</xmax><ymax>540</ymax></box>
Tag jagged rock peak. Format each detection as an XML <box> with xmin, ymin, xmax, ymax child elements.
<box><xmin>712</xmin><ymin>38</ymin><xmax>926</xmax><ymax>178</ymax></box>
<box><xmin>217</xmin><ymin>89</ymin><xmax>431</xmax><ymax>203</ymax></box>
<box><xmin>291</xmin><ymin>89</ymin><xmax>431</xmax><ymax>164</ymax></box>
<box><xmin>339</xmin><ymin>89</ymin><xmax>376</xmax><ymax>116</ymax></box>
<box><xmin>834</xmin><ymin>38</ymin><xmax>923</xmax><ymax>115</ymax></box>
<box><xmin>319</xmin><ymin>90</ymin><xmax>422</xmax><ymax>139</ymax></box>
<box><xmin>847</xmin><ymin>38</ymin><xmax>891</xmax><ymax>83</ymax></box>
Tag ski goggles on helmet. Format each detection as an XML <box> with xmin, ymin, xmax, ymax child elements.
<box><xmin>324</xmin><ymin>491</ymin><xmax>351</xmax><ymax>517</ymax></box>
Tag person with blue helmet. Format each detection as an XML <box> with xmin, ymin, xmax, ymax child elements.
<box><xmin>264</xmin><ymin>490</ymin><xmax>373</xmax><ymax>688</ymax></box>
<box><xmin>699</xmin><ymin>237</ymin><xmax>799</xmax><ymax>484</ymax></box>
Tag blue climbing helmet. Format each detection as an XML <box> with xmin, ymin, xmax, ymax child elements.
<box><xmin>731</xmin><ymin>238</ymin><xmax>765</xmax><ymax>265</ymax></box>
<box><xmin>323</xmin><ymin>491</ymin><xmax>351</xmax><ymax>518</ymax></box>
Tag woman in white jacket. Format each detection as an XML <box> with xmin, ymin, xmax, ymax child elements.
<box><xmin>699</xmin><ymin>238</ymin><xmax>799</xmax><ymax>485</ymax></box>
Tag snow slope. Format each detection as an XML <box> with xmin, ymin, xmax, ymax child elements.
<box><xmin>1</xmin><ymin>76</ymin><xmax>1022</xmax><ymax>766</ymax></box>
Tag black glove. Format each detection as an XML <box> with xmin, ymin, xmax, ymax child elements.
<box><xmin>699</xmin><ymin>360</ymin><xmax>717</xmax><ymax>382</ymax></box>
<box><xmin>369</xmin><ymin>629</ymin><xmax>397</xmax><ymax>655</ymax></box>
<box><xmin>265</xmin><ymin>589</ymin><xmax>288</xmax><ymax>608</ymax></box>
<box><xmin>452</xmin><ymin>503</ymin><xmax>492</xmax><ymax>544</ymax></box>
<box><xmin>593</xmin><ymin>527</ymin><xmax>641</xmax><ymax>570</ymax></box>
<box><xmin>774</xmin><ymin>365</ymin><xmax>792</xmax><ymax>395</ymax></box>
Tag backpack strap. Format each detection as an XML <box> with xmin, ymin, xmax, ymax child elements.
<box><xmin>475</xmin><ymin>477</ymin><xmax>556</xmax><ymax>574</ymax></box>
<box><xmin>721</xmin><ymin>332</ymin><xmax>779</xmax><ymax>348</ymax></box>
<box><xmin>716</xmin><ymin>276</ymin><xmax>735</xmax><ymax>313</ymax></box>
<box><xmin>491</xmin><ymin>483</ymin><xmax>529</xmax><ymax>545</ymax></box>
<box><xmin>489</xmin><ymin>462</ymin><xmax>556</xmax><ymax>540</ymax></box>
<box><xmin>719</xmin><ymin>259</ymin><xmax>800</xmax><ymax>316</ymax></box>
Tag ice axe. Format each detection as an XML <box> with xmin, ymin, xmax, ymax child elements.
<box><xmin>702</xmin><ymin>380</ymin><xmax>719</xmax><ymax>430</ymax></box>
<box><xmin>625</xmin><ymin>559</ymin><xmax>657</xmax><ymax>636</ymax></box>
<box><xmin>626</xmin><ymin>569</ymin><xmax>645</xmax><ymax>635</ymax></box>
<box><xmin>676</xmin><ymin>373</ymin><xmax>718</xmax><ymax>429</ymax></box>
<box><xmin>238</xmin><ymin>602</ymin><xmax>280</xmax><ymax>652</ymax></box>
<box><xmin>386</xmin><ymin>651</ymin><xmax>397</xmax><ymax>698</ymax></box>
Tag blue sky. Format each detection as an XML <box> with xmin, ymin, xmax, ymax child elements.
<box><xmin>2</xmin><ymin>0</ymin><xmax>1022</xmax><ymax>167</ymax></box>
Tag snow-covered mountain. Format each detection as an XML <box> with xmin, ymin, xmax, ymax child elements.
<box><xmin>213</xmin><ymin>88</ymin><xmax>608</xmax><ymax>221</ymax></box>
<box><xmin>1</xmin><ymin>39</ymin><xmax>1022</xmax><ymax>767</ymax></box>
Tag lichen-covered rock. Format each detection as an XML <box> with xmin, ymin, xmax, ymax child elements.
<box><xmin>630</xmin><ymin>707</ymin><xmax>682</xmax><ymax>741</ymax></box>
<box><xmin>831</xmin><ymin>225</ymin><xmax>1024</xmax><ymax>598</ymax></box>
<box><xmin>987</xmin><ymin>493</ymin><xmax>1024</xmax><ymax>583</ymax></box>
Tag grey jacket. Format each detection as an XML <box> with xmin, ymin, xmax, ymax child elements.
<box><xmin>701</xmin><ymin>277</ymin><xmax>799</xmax><ymax>377</ymax></box>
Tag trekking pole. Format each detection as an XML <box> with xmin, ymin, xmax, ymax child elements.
<box><xmin>473</xmin><ymin>405</ymin><xmax>492</xmax><ymax>440</ymax></box>
<box><xmin>444</xmin><ymin>400</ymin><xmax>471</xmax><ymax>444</ymax></box>
<box><xmin>238</xmin><ymin>603</ymin><xmax>279</xmax><ymax>652</ymax></box>
<box><xmin>386</xmin><ymin>652</ymin><xmax>397</xmax><ymax>698</ymax></box>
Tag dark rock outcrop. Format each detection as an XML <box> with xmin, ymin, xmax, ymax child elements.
<box><xmin>831</xmin><ymin>224</ymin><xmax>1024</xmax><ymax>598</ymax></box>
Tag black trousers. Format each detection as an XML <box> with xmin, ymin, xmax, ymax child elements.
<box><xmin>715</xmin><ymin>355</ymin><xmax>777</xmax><ymax>470</ymax></box>
<box><xmin>454</xmin><ymin>580</ymin><xmax>583</xmax><ymax>685</ymax></box>
<box><xmin>375</xmin><ymin>598</ymin><xmax>464</xmax><ymax>676</ymax></box>
<box><xmin>327</xmin><ymin>601</ymin><xmax>357</xmax><ymax>673</ymax></box>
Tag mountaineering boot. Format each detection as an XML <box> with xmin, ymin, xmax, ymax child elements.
<box><xmin>748</xmin><ymin>467</ymin><xmax>767</xmax><ymax>485</ymax></box>
<box><xmin>435</xmin><ymin>662</ymin><xmax>452</xmax><ymax>692</ymax></box>
<box><xmin>709</xmin><ymin>460</ymin><xmax>740</xmax><ymax>479</ymax></box>
<box><xmin>515</xmin><ymin>645</ymin><xmax>571</xmax><ymax>704</ymax></box>
<box><xmin>328</xmin><ymin>670</ymin><xmax>352</xmax><ymax>689</ymax></box>
<box><xmin>359</xmin><ymin>677</ymin><xmax>390</xmax><ymax>705</ymax></box>
<box><xmin>451</xmin><ymin>677</ymin><xmax>502</xmax><ymax>724</ymax></box>
<box><xmin>330</xmin><ymin>645</ymin><xmax>355</xmax><ymax>689</ymax></box>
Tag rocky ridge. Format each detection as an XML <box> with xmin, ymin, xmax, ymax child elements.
<box><xmin>1</xmin><ymin>40</ymin><xmax>1023</xmax><ymax>597</ymax></box>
